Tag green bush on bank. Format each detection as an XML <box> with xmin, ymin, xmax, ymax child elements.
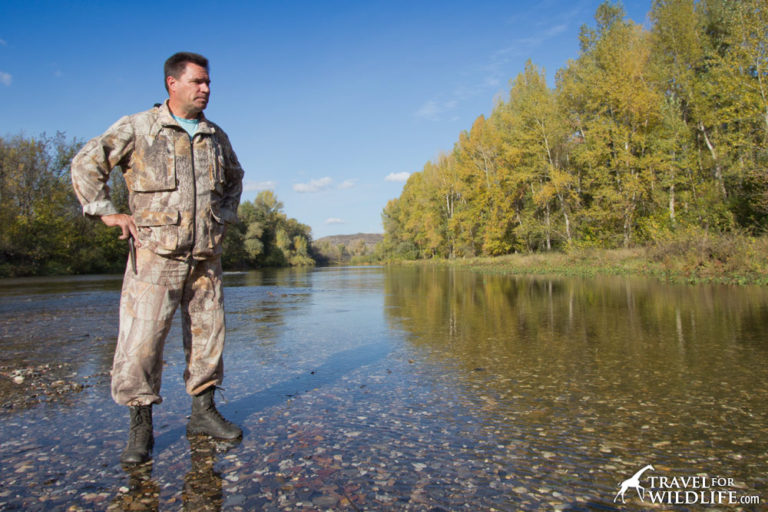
<box><xmin>646</xmin><ymin>228</ymin><xmax>768</xmax><ymax>284</ymax></box>
<box><xmin>392</xmin><ymin>232</ymin><xmax>768</xmax><ymax>286</ymax></box>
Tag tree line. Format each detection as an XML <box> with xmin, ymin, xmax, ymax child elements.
<box><xmin>221</xmin><ymin>189</ymin><xmax>315</xmax><ymax>269</ymax></box>
<box><xmin>313</xmin><ymin>234</ymin><xmax>384</xmax><ymax>265</ymax></box>
<box><xmin>381</xmin><ymin>0</ymin><xmax>768</xmax><ymax>259</ymax></box>
<box><xmin>0</xmin><ymin>134</ymin><xmax>315</xmax><ymax>277</ymax></box>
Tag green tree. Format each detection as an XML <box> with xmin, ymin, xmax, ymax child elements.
<box><xmin>500</xmin><ymin>61</ymin><xmax>574</xmax><ymax>250</ymax></box>
<box><xmin>223</xmin><ymin>189</ymin><xmax>316</xmax><ymax>268</ymax></box>
<box><xmin>0</xmin><ymin>132</ymin><xmax>132</xmax><ymax>276</ymax></box>
<box><xmin>558</xmin><ymin>2</ymin><xmax>662</xmax><ymax>246</ymax></box>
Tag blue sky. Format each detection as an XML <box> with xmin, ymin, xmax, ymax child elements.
<box><xmin>1</xmin><ymin>0</ymin><xmax>651</xmax><ymax>239</ymax></box>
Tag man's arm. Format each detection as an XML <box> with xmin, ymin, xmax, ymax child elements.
<box><xmin>71</xmin><ymin>116</ymin><xmax>141</xmax><ymax>244</ymax></box>
<box><xmin>217</xmin><ymin>131</ymin><xmax>244</xmax><ymax>224</ymax></box>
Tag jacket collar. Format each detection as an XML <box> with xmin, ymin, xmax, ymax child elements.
<box><xmin>156</xmin><ymin>100</ymin><xmax>215</xmax><ymax>136</ymax></box>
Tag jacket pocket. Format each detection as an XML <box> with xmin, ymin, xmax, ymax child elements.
<box><xmin>134</xmin><ymin>209</ymin><xmax>180</xmax><ymax>253</ymax></box>
<box><xmin>207</xmin><ymin>207</ymin><xmax>227</xmax><ymax>249</ymax></box>
<box><xmin>128</xmin><ymin>135</ymin><xmax>177</xmax><ymax>192</ymax></box>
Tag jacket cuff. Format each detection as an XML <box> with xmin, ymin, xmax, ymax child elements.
<box><xmin>83</xmin><ymin>200</ymin><xmax>120</xmax><ymax>217</ymax></box>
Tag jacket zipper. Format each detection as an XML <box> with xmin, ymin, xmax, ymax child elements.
<box><xmin>188</xmin><ymin>132</ymin><xmax>197</xmax><ymax>259</ymax></box>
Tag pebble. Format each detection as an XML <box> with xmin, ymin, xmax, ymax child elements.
<box><xmin>312</xmin><ymin>495</ymin><xmax>338</xmax><ymax>506</ymax></box>
<box><xmin>1</xmin><ymin>362</ymin><xmax>88</xmax><ymax>409</ymax></box>
<box><xmin>224</xmin><ymin>494</ymin><xmax>246</xmax><ymax>506</ymax></box>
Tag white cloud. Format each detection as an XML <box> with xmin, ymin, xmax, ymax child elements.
<box><xmin>385</xmin><ymin>172</ymin><xmax>410</xmax><ymax>183</ymax></box>
<box><xmin>489</xmin><ymin>22</ymin><xmax>569</xmax><ymax>70</ymax></box>
<box><xmin>470</xmin><ymin>22</ymin><xmax>570</xmax><ymax>95</ymax></box>
<box><xmin>545</xmin><ymin>23</ymin><xmax>568</xmax><ymax>38</ymax></box>
<box><xmin>293</xmin><ymin>177</ymin><xmax>333</xmax><ymax>193</ymax></box>
<box><xmin>415</xmin><ymin>100</ymin><xmax>440</xmax><ymax>119</ymax></box>
<box><xmin>244</xmin><ymin>180</ymin><xmax>277</xmax><ymax>192</ymax></box>
<box><xmin>413</xmin><ymin>20</ymin><xmax>569</xmax><ymax>125</ymax></box>
<box><xmin>338</xmin><ymin>179</ymin><xmax>356</xmax><ymax>190</ymax></box>
<box><xmin>514</xmin><ymin>23</ymin><xmax>569</xmax><ymax>49</ymax></box>
<box><xmin>325</xmin><ymin>217</ymin><xmax>345</xmax><ymax>225</ymax></box>
<box><xmin>0</xmin><ymin>39</ymin><xmax>7</xmax><ymax>46</ymax></box>
<box><xmin>415</xmin><ymin>99</ymin><xmax>457</xmax><ymax>121</ymax></box>
<box><xmin>0</xmin><ymin>72</ymin><xmax>12</xmax><ymax>87</ymax></box>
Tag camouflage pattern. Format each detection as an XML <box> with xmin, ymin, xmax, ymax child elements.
<box><xmin>112</xmin><ymin>248</ymin><xmax>225</xmax><ymax>406</ymax></box>
<box><xmin>70</xmin><ymin>101</ymin><xmax>243</xmax><ymax>405</ymax></box>
<box><xmin>71</xmin><ymin>101</ymin><xmax>243</xmax><ymax>259</ymax></box>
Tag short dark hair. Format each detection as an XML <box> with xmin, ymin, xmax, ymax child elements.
<box><xmin>164</xmin><ymin>52</ymin><xmax>209</xmax><ymax>92</ymax></box>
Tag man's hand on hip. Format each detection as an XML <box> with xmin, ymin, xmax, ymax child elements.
<box><xmin>101</xmin><ymin>214</ymin><xmax>142</xmax><ymax>247</ymax></box>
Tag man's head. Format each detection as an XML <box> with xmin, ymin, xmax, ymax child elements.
<box><xmin>164</xmin><ymin>52</ymin><xmax>211</xmax><ymax>119</ymax></box>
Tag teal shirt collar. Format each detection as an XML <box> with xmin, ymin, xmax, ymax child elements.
<box><xmin>171</xmin><ymin>113</ymin><xmax>199</xmax><ymax>138</ymax></box>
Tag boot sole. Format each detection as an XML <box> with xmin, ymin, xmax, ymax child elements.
<box><xmin>120</xmin><ymin>452</ymin><xmax>152</xmax><ymax>464</ymax></box>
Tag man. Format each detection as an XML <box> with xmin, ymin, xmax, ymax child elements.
<box><xmin>71</xmin><ymin>52</ymin><xmax>244</xmax><ymax>464</ymax></box>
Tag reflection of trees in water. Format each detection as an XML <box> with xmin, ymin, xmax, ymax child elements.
<box><xmin>383</xmin><ymin>266</ymin><xmax>768</xmax><ymax>398</ymax></box>
<box><xmin>224</xmin><ymin>269</ymin><xmax>314</xmax><ymax>350</ymax></box>
<box><xmin>383</xmin><ymin>267</ymin><xmax>768</xmax><ymax>491</ymax></box>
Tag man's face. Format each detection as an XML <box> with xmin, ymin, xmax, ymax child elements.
<box><xmin>167</xmin><ymin>62</ymin><xmax>210</xmax><ymax>118</ymax></box>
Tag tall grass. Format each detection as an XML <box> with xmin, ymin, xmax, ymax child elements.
<box><xmin>646</xmin><ymin>228</ymin><xmax>768</xmax><ymax>284</ymax></box>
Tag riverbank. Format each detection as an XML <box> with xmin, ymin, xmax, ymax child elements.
<box><xmin>396</xmin><ymin>234</ymin><xmax>768</xmax><ymax>286</ymax></box>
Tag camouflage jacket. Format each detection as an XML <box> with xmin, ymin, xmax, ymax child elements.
<box><xmin>71</xmin><ymin>101</ymin><xmax>244</xmax><ymax>259</ymax></box>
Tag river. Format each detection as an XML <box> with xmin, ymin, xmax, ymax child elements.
<box><xmin>0</xmin><ymin>266</ymin><xmax>766</xmax><ymax>510</ymax></box>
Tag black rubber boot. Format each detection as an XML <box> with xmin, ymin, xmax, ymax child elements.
<box><xmin>120</xmin><ymin>405</ymin><xmax>154</xmax><ymax>464</ymax></box>
<box><xmin>187</xmin><ymin>388</ymin><xmax>242</xmax><ymax>440</ymax></box>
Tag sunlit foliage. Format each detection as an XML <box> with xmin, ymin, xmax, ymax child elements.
<box><xmin>223</xmin><ymin>190</ymin><xmax>316</xmax><ymax>269</ymax></box>
<box><xmin>0</xmin><ymin>133</ymin><xmax>131</xmax><ymax>276</ymax></box>
<box><xmin>383</xmin><ymin>0</ymin><xmax>768</xmax><ymax>259</ymax></box>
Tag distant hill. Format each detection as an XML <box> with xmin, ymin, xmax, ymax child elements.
<box><xmin>312</xmin><ymin>233</ymin><xmax>383</xmax><ymax>264</ymax></box>
<box><xmin>314</xmin><ymin>233</ymin><xmax>383</xmax><ymax>248</ymax></box>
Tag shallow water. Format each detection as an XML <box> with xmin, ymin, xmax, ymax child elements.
<box><xmin>0</xmin><ymin>266</ymin><xmax>766</xmax><ymax>510</ymax></box>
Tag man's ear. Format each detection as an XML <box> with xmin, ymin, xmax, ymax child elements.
<box><xmin>166</xmin><ymin>75</ymin><xmax>176</xmax><ymax>92</ymax></box>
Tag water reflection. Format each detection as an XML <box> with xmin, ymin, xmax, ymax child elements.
<box><xmin>108</xmin><ymin>435</ymin><xmax>240</xmax><ymax>512</ymax></box>
<box><xmin>384</xmin><ymin>266</ymin><xmax>768</xmax><ymax>503</ymax></box>
<box><xmin>385</xmin><ymin>266</ymin><xmax>768</xmax><ymax>390</ymax></box>
<box><xmin>2</xmin><ymin>267</ymin><xmax>767</xmax><ymax>510</ymax></box>
<box><xmin>182</xmin><ymin>435</ymin><xmax>241</xmax><ymax>512</ymax></box>
<box><xmin>109</xmin><ymin>462</ymin><xmax>159</xmax><ymax>511</ymax></box>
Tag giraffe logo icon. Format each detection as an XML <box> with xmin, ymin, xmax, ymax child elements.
<box><xmin>614</xmin><ymin>464</ymin><xmax>655</xmax><ymax>503</ymax></box>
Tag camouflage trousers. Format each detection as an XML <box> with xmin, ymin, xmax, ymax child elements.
<box><xmin>112</xmin><ymin>248</ymin><xmax>226</xmax><ymax>406</ymax></box>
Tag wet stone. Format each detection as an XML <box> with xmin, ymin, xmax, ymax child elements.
<box><xmin>224</xmin><ymin>494</ymin><xmax>246</xmax><ymax>506</ymax></box>
<box><xmin>0</xmin><ymin>362</ymin><xmax>90</xmax><ymax>411</ymax></box>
